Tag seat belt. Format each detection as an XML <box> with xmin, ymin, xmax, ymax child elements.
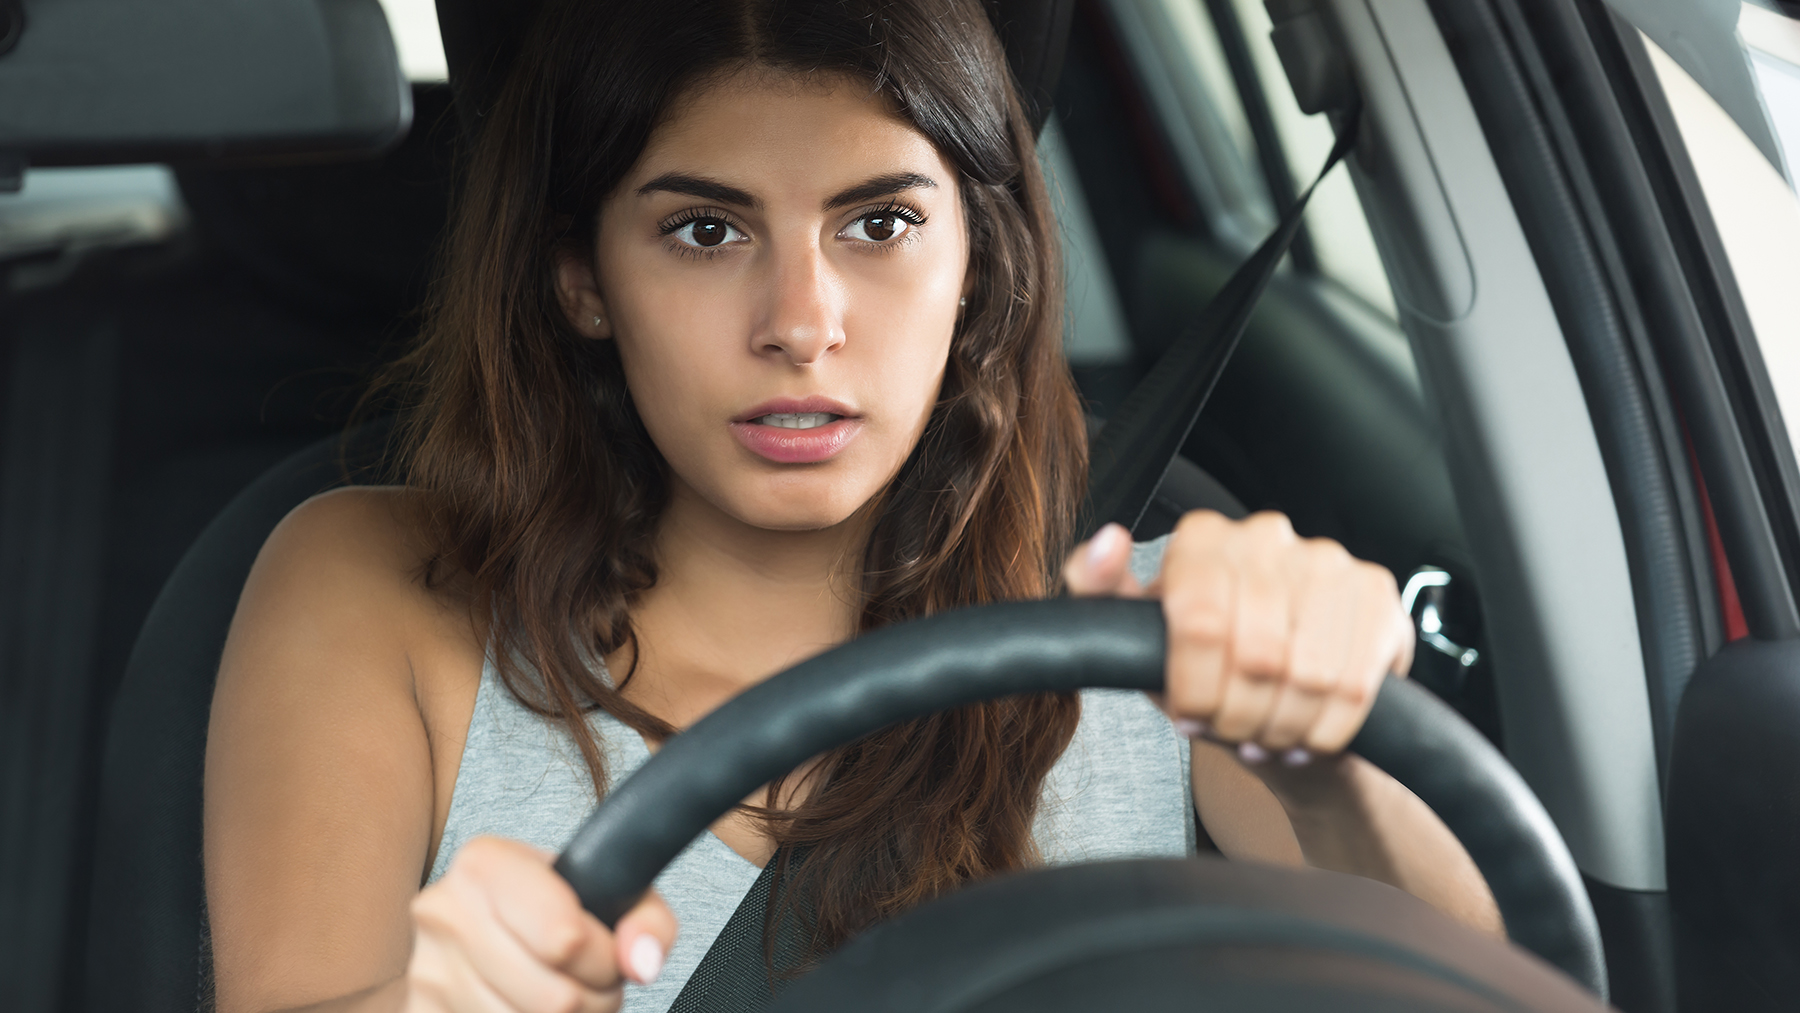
<box><xmin>667</xmin><ymin>850</ymin><xmax>810</xmax><ymax>1012</ymax></box>
<box><xmin>667</xmin><ymin>108</ymin><xmax>1362</xmax><ymax>1012</ymax></box>
<box><xmin>1081</xmin><ymin>103</ymin><xmax>1361</xmax><ymax>538</ymax></box>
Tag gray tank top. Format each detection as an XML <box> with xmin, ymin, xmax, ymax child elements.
<box><xmin>426</xmin><ymin>537</ymin><xmax>1189</xmax><ymax>1012</ymax></box>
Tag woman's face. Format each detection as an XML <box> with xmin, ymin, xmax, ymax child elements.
<box><xmin>560</xmin><ymin>70</ymin><xmax>970</xmax><ymax>533</ymax></box>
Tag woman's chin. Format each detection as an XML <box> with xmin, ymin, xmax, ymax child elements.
<box><xmin>713</xmin><ymin>482</ymin><xmax>876</xmax><ymax>534</ymax></box>
<box><xmin>734</xmin><ymin>501</ymin><xmax>865</xmax><ymax>534</ymax></box>
<box><xmin>666</xmin><ymin>462</ymin><xmax>885</xmax><ymax>536</ymax></box>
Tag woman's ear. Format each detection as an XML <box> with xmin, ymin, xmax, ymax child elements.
<box><xmin>554</xmin><ymin>249</ymin><xmax>613</xmax><ymax>339</ymax></box>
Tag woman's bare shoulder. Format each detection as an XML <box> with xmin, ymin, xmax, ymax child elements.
<box><xmin>258</xmin><ymin>485</ymin><xmax>470</xmax><ymax>613</ymax></box>
<box><xmin>222</xmin><ymin>485</ymin><xmax>483</xmax><ymax>699</ymax></box>
<box><xmin>263</xmin><ymin>485</ymin><xmax>431</xmax><ymax>583</ymax></box>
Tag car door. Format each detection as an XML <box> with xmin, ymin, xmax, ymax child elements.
<box><xmin>1055</xmin><ymin>1</ymin><xmax>1800</xmax><ymax>1011</ymax></box>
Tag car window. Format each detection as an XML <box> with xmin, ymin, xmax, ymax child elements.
<box><xmin>0</xmin><ymin>165</ymin><xmax>186</xmax><ymax>291</ymax></box>
<box><xmin>1040</xmin><ymin>116</ymin><xmax>1136</xmax><ymax>367</ymax></box>
<box><xmin>1222</xmin><ymin>0</ymin><xmax>1396</xmax><ymax>318</ymax></box>
<box><xmin>1105</xmin><ymin>0</ymin><xmax>1275</xmax><ymax>250</ymax></box>
<box><xmin>378</xmin><ymin>0</ymin><xmax>449</xmax><ymax>83</ymax></box>
<box><xmin>1743</xmin><ymin>2</ymin><xmax>1800</xmax><ymax>186</ymax></box>
<box><xmin>1647</xmin><ymin>14</ymin><xmax>1800</xmax><ymax>479</ymax></box>
<box><xmin>1106</xmin><ymin>0</ymin><xmax>1397</xmax><ymax>318</ymax></box>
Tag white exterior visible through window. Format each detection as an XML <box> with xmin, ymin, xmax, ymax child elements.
<box><xmin>1228</xmin><ymin>0</ymin><xmax>1396</xmax><ymax>318</ymax></box>
<box><xmin>1647</xmin><ymin>31</ymin><xmax>1800</xmax><ymax>481</ymax></box>
<box><xmin>377</xmin><ymin>0</ymin><xmax>449</xmax><ymax>82</ymax></box>
<box><xmin>1741</xmin><ymin>3</ymin><xmax>1800</xmax><ymax>192</ymax></box>
<box><xmin>1039</xmin><ymin>117</ymin><xmax>1134</xmax><ymax>365</ymax></box>
<box><xmin>1107</xmin><ymin>0</ymin><xmax>1274</xmax><ymax>250</ymax></box>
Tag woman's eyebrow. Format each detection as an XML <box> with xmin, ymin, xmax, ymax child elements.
<box><xmin>634</xmin><ymin>170</ymin><xmax>937</xmax><ymax>211</ymax></box>
<box><xmin>823</xmin><ymin>172</ymin><xmax>938</xmax><ymax>211</ymax></box>
<box><xmin>636</xmin><ymin>173</ymin><xmax>759</xmax><ymax>208</ymax></box>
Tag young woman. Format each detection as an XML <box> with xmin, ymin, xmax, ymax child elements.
<box><xmin>204</xmin><ymin>1</ymin><xmax>1500</xmax><ymax>1011</ymax></box>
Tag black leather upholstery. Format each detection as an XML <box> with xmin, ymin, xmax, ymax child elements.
<box><xmin>80</xmin><ymin>423</ymin><xmax>394</xmax><ymax>1013</ymax></box>
<box><xmin>1667</xmin><ymin>637</ymin><xmax>1800</xmax><ymax>1012</ymax></box>
<box><xmin>978</xmin><ymin>0</ymin><xmax>1075</xmax><ymax>131</ymax></box>
<box><xmin>175</xmin><ymin>84</ymin><xmax>458</xmax><ymax>323</ymax></box>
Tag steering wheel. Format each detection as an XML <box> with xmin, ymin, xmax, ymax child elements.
<box><xmin>553</xmin><ymin>598</ymin><xmax>1610</xmax><ymax>1010</ymax></box>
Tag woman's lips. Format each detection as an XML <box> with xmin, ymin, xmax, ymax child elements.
<box><xmin>731</xmin><ymin>397</ymin><xmax>863</xmax><ymax>464</ymax></box>
<box><xmin>731</xmin><ymin>416</ymin><xmax>863</xmax><ymax>464</ymax></box>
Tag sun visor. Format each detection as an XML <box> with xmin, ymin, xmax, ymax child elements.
<box><xmin>0</xmin><ymin>0</ymin><xmax>410</xmax><ymax>175</ymax></box>
<box><xmin>1601</xmin><ymin>0</ymin><xmax>1784</xmax><ymax>172</ymax></box>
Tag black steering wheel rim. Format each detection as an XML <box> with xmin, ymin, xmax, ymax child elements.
<box><xmin>554</xmin><ymin>597</ymin><xmax>1607</xmax><ymax>997</ymax></box>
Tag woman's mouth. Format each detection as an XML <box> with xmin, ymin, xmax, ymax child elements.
<box><xmin>731</xmin><ymin>401</ymin><xmax>863</xmax><ymax>464</ymax></box>
<box><xmin>752</xmin><ymin>412</ymin><xmax>841</xmax><ymax>430</ymax></box>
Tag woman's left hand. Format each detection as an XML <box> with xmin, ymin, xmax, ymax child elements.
<box><xmin>1064</xmin><ymin>512</ymin><xmax>1415</xmax><ymax>762</ymax></box>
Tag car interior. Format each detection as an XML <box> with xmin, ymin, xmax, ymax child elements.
<box><xmin>2</xmin><ymin>0</ymin><xmax>1797</xmax><ymax>1011</ymax></box>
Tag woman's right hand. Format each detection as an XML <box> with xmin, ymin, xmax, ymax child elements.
<box><xmin>405</xmin><ymin>836</ymin><xmax>679</xmax><ymax>1013</ymax></box>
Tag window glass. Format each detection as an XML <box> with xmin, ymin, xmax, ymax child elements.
<box><xmin>1647</xmin><ymin>29</ymin><xmax>1800</xmax><ymax>473</ymax></box>
<box><xmin>1039</xmin><ymin>117</ymin><xmax>1135</xmax><ymax>365</ymax></box>
<box><xmin>377</xmin><ymin>0</ymin><xmax>449</xmax><ymax>82</ymax></box>
<box><xmin>1224</xmin><ymin>0</ymin><xmax>1397</xmax><ymax>317</ymax></box>
<box><xmin>0</xmin><ymin>165</ymin><xmax>186</xmax><ymax>288</ymax></box>
<box><xmin>1107</xmin><ymin>0</ymin><xmax>1274</xmax><ymax>249</ymax></box>
<box><xmin>1153</xmin><ymin>0</ymin><xmax>1260</xmax><ymax>182</ymax></box>
<box><xmin>1741</xmin><ymin>2</ymin><xmax>1800</xmax><ymax>190</ymax></box>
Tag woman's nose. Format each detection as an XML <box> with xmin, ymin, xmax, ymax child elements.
<box><xmin>753</xmin><ymin>244</ymin><xmax>846</xmax><ymax>365</ymax></box>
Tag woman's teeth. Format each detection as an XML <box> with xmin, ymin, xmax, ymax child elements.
<box><xmin>754</xmin><ymin>412</ymin><xmax>840</xmax><ymax>429</ymax></box>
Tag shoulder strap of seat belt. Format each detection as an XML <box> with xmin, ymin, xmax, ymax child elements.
<box><xmin>667</xmin><ymin>848</ymin><xmax>810</xmax><ymax>1013</ymax></box>
<box><xmin>1081</xmin><ymin>104</ymin><xmax>1361</xmax><ymax>539</ymax></box>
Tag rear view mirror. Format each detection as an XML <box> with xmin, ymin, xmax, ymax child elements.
<box><xmin>0</xmin><ymin>0</ymin><xmax>409</xmax><ymax>184</ymax></box>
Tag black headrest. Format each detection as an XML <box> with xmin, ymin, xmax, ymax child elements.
<box><xmin>0</xmin><ymin>0</ymin><xmax>410</xmax><ymax>170</ymax></box>
<box><xmin>432</xmin><ymin>0</ymin><xmax>1073</xmax><ymax>137</ymax></box>
<box><xmin>175</xmin><ymin>83</ymin><xmax>458</xmax><ymax>323</ymax></box>
<box><xmin>983</xmin><ymin>0</ymin><xmax>1076</xmax><ymax>132</ymax></box>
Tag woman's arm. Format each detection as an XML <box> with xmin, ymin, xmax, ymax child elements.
<box><xmin>205</xmin><ymin>489</ymin><xmax>675</xmax><ymax>1013</ymax></box>
<box><xmin>1185</xmin><ymin>735</ymin><xmax>1499</xmax><ymax>934</ymax></box>
<box><xmin>206</xmin><ymin>488</ymin><xmax>447</xmax><ymax>1011</ymax></box>
<box><xmin>1245</xmin><ymin>751</ymin><xmax>1502</xmax><ymax>934</ymax></box>
<box><xmin>1067</xmin><ymin>511</ymin><xmax>1501</xmax><ymax>935</ymax></box>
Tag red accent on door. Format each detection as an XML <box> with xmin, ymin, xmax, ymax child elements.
<box><xmin>1693</xmin><ymin>457</ymin><xmax>1749</xmax><ymax>642</ymax></box>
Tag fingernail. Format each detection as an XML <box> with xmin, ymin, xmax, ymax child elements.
<box><xmin>629</xmin><ymin>935</ymin><xmax>664</xmax><ymax>984</ymax></box>
<box><xmin>1281</xmin><ymin>748</ymin><xmax>1312</xmax><ymax>767</ymax></box>
<box><xmin>1173</xmin><ymin>718</ymin><xmax>1210</xmax><ymax>739</ymax></box>
<box><xmin>1086</xmin><ymin>523</ymin><xmax>1126</xmax><ymax>569</ymax></box>
<box><xmin>1238</xmin><ymin>742</ymin><xmax>1269</xmax><ymax>764</ymax></box>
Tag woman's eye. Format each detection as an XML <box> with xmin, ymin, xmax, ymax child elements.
<box><xmin>842</xmin><ymin>212</ymin><xmax>913</xmax><ymax>244</ymax></box>
<box><xmin>670</xmin><ymin>216</ymin><xmax>746</xmax><ymax>249</ymax></box>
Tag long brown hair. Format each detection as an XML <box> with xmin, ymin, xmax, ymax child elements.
<box><xmin>390</xmin><ymin>0</ymin><xmax>1088</xmax><ymax>954</ymax></box>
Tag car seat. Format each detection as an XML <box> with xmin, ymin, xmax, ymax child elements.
<box><xmin>0</xmin><ymin>4</ymin><xmax>419</xmax><ymax>1009</ymax></box>
<box><xmin>63</xmin><ymin>78</ymin><xmax>460</xmax><ymax>1008</ymax></box>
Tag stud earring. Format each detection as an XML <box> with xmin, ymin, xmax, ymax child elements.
<box><xmin>592</xmin><ymin>315</ymin><xmax>603</xmax><ymax>328</ymax></box>
<box><xmin>959</xmin><ymin>297</ymin><xmax>967</xmax><ymax>307</ymax></box>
